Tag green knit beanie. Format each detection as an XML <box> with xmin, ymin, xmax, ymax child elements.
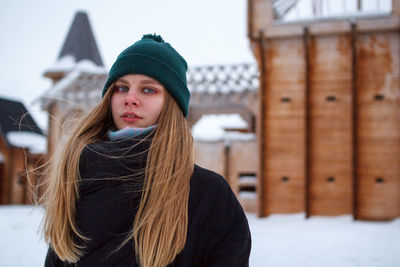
<box><xmin>102</xmin><ymin>34</ymin><xmax>190</xmax><ymax>117</ymax></box>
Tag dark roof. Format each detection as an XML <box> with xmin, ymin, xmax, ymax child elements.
<box><xmin>58</xmin><ymin>11</ymin><xmax>103</xmax><ymax>66</ymax></box>
<box><xmin>0</xmin><ymin>97</ymin><xmax>44</xmax><ymax>145</ymax></box>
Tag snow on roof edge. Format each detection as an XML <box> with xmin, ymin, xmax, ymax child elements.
<box><xmin>45</xmin><ymin>55</ymin><xmax>106</xmax><ymax>74</ymax></box>
<box><xmin>39</xmin><ymin>71</ymin><xmax>80</xmax><ymax>110</ymax></box>
<box><xmin>6</xmin><ymin>131</ymin><xmax>47</xmax><ymax>154</ymax></box>
<box><xmin>192</xmin><ymin>114</ymin><xmax>255</xmax><ymax>143</ymax></box>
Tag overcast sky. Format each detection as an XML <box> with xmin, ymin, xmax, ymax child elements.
<box><xmin>0</xmin><ymin>0</ymin><xmax>388</xmax><ymax>130</ymax></box>
<box><xmin>0</xmin><ymin>0</ymin><xmax>254</xmax><ymax>128</ymax></box>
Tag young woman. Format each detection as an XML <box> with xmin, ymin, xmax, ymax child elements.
<box><xmin>42</xmin><ymin>34</ymin><xmax>251</xmax><ymax>267</ymax></box>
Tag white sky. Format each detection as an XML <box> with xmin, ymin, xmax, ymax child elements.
<box><xmin>0</xmin><ymin>0</ymin><xmax>254</xmax><ymax>127</ymax></box>
<box><xmin>0</xmin><ymin>0</ymin><xmax>389</xmax><ymax>130</ymax></box>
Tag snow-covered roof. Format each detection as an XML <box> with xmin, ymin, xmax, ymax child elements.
<box><xmin>45</xmin><ymin>55</ymin><xmax>106</xmax><ymax>74</ymax></box>
<box><xmin>188</xmin><ymin>63</ymin><xmax>259</xmax><ymax>94</ymax></box>
<box><xmin>40</xmin><ymin>70</ymin><xmax>107</xmax><ymax>110</ymax></box>
<box><xmin>6</xmin><ymin>131</ymin><xmax>47</xmax><ymax>154</ymax></box>
<box><xmin>41</xmin><ymin>62</ymin><xmax>259</xmax><ymax>111</ymax></box>
<box><xmin>192</xmin><ymin>114</ymin><xmax>255</xmax><ymax>142</ymax></box>
<box><xmin>0</xmin><ymin>97</ymin><xmax>45</xmax><ymax>150</ymax></box>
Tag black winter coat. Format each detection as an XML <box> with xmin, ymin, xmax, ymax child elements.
<box><xmin>45</xmin><ymin>138</ymin><xmax>251</xmax><ymax>266</ymax></box>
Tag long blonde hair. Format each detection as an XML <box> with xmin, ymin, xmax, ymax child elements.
<box><xmin>41</xmin><ymin>85</ymin><xmax>194</xmax><ymax>267</ymax></box>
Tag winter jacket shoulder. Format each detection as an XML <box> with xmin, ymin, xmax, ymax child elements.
<box><xmin>176</xmin><ymin>165</ymin><xmax>251</xmax><ymax>266</ymax></box>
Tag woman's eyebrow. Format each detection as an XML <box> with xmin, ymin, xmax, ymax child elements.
<box><xmin>115</xmin><ymin>78</ymin><xmax>129</xmax><ymax>84</ymax></box>
<box><xmin>140</xmin><ymin>79</ymin><xmax>162</xmax><ymax>86</ymax></box>
<box><xmin>116</xmin><ymin>78</ymin><xmax>162</xmax><ymax>86</ymax></box>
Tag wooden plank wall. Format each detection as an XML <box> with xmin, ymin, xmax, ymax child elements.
<box><xmin>252</xmin><ymin>24</ymin><xmax>400</xmax><ymax>220</ymax></box>
<box><xmin>0</xmin><ymin>162</ymin><xmax>4</xmax><ymax>204</ymax></box>
<box><xmin>262</xmin><ymin>37</ymin><xmax>306</xmax><ymax>215</ymax></box>
<box><xmin>9</xmin><ymin>147</ymin><xmax>26</xmax><ymax>204</ymax></box>
<box><xmin>308</xmin><ymin>34</ymin><xmax>354</xmax><ymax>216</ymax></box>
<box><xmin>229</xmin><ymin>140</ymin><xmax>258</xmax><ymax>213</ymax></box>
<box><xmin>356</xmin><ymin>32</ymin><xmax>400</xmax><ymax>220</ymax></box>
<box><xmin>194</xmin><ymin>141</ymin><xmax>226</xmax><ymax>176</ymax></box>
<box><xmin>249</xmin><ymin>0</ymin><xmax>400</xmax><ymax>220</ymax></box>
<box><xmin>0</xmin><ymin>138</ymin><xmax>44</xmax><ymax>205</ymax></box>
<box><xmin>229</xmin><ymin>139</ymin><xmax>258</xmax><ymax>194</ymax></box>
<box><xmin>0</xmin><ymin>138</ymin><xmax>9</xmax><ymax>204</ymax></box>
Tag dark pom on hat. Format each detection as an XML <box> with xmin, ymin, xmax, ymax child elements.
<box><xmin>142</xmin><ymin>33</ymin><xmax>164</xmax><ymax>43</ymax></box>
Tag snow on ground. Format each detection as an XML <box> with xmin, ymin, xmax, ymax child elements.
<box><xmin>1</xmin><ymin>205</ymin><xmax>399</xmax><ymax>267</ymax></box>
<box><xmin>0</xmin><ymin>206</ymin><xmax>47</xmax><ymax>267</ymax></box>
<box><xmin>248</xmin><ymin>213</ymin><xmax>400</xmax><ymax>267</ymax></box>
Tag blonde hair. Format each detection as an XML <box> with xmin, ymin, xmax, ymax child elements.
<box><xmin>41</xmin><ymin>85</ymin><xmax>194</xmax><ymax>267</ymax></box>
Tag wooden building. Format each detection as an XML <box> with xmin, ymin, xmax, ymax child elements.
<box><xmin>248</xmin><ymin>0</ymin><xmax>400</xmax><ymax>220</ymax></box>
<box><xmin>0</xmin><ymin>97</ymin><xmax>46</xmax><ymax>204</ymax></box>
<box><xmin>189</xmin><ymin>64</ymin><xmax>259</xmax><ymax>213</ymax></box>
<box><xmin>41</xmin><ymin>11</ymin><xmax>106</xmax><ymax>157</ymax></box>
<box><xmin>195</xmin><ymin>138</ymin><xmax>258</xmax><ymax>213</ymax></box>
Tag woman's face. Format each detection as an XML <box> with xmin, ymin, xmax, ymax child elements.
<box><xmin>111</xmin><ymin>74</ymin><xmax>165</xmax><ymax>130</ymax></box>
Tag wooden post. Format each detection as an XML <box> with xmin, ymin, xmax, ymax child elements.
<box><xmin>7</xmin><ymin>147</ymin><xmax>14</xmax><ymax>204</ymax></box>
<box><xmin>393</xmin><ymin>0</ymin><xmax>400</xmax><ymax>17</ymax></box>
<box><xmin>249</xmin><ymin>0</ymin><xmax>274</xmax><ymax>39</ymax></box>
<box><xmin>303</xmin><ymin>25</ymin><xmax>311</xmax><ymax>218</ymax></box>
<box><xmin>357</xmin><ymin>0</ymin><xmax>362</xmax><ymax>11</ymax></box>
<box><xmin>257</xmin><ymin>30</ymin><xmax>267</xmax><ymax>217</ymax></box>
<box><xmin>224</xmin><ymin>141</ymin><xmax>231</xmax><ymax>185</ymax></box>
<box><xmin>350</xmin><ymin>21</ymin><xmax>359</xmax><ymax>220</ymax></box>
<box><xmin>247</xmin><ymin>0</ymin><xmax>254</xmax><ymax>39</ymax></box>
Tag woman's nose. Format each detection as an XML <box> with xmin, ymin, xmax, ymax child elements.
<box><xmin>125</xmin><ymin>93</ymin><xmax>140</xmax><ymax>107</ymax></box>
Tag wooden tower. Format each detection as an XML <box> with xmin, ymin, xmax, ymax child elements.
<box><xmin>248</xmin><ymin>0</ymin><xmax>400</xmax><ymax>220</ymax></box>
<box><xmin>42</xmin><ymin>11</ymin><xmax>105</xmax><ymax>157</ymax></box>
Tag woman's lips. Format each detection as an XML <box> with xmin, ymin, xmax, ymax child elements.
<box><xmin>121</xmin><ymin>112</ymin><xmax>142</xmax><ymax>123</ymax></box>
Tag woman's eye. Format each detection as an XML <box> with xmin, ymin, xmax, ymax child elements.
<box><xmin>115</xmin><ymin>86</ymin><xmax>128</xmax><ymax>92</ymax></box>
<box><xmin>143</xmin><ymin>88</ymin><xmax>156</xmax><ymax>94</ymax></box>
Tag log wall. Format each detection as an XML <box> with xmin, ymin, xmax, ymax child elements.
<box><xmin>308</xmin><ymin>34</ymin><xmax>354</xmax><ymax>216</ymax></box>
<box><xmin>263</xmin><ymin>37</ymin><xmax>306</xmax><ymax>215</ymax></box>
<box><xmin>356</xmin><ymin>32</ymin><xmax>400</xmax><ymax>220</ymax></box>
<box><xmin>194</xmin><ymin>139</ymin><xmax>258</xmax><ymax>213</ymax></box>
<box><xmin>0</xmin><ymin>136</ymin><xmax>44</xmax><ymax>204</ymax></box>
<box><xmin>249</xmin><ymin>0</ymin><xmax>400</xmax><ymax>220</ymax></box>
<box><xmin>194</xmin><ymin>141</ymin><xmax>226</xmax><ymax>176</ymax></box>
<box><xmin>0</xmin><ymin>162</ymin><xmax>4</xmax><ymax>204</ymax></box>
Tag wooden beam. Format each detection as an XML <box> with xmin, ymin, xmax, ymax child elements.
<box><xmin>303</xmin><ymin>25</ymin><xmax>311</xmax><ymax>218</ymax></box>
<box><xmin>257</xmin><ymin>30</ymin><xmax>267</xmax><ymax>217</ymax></box>
<box><xmin>259</xmin><ymin>16</ymin><xmax>400</xmax><ymax>39</ymax></box>
<box><xmin>247</xmin><ymin>0</ymin><xmax>254</xmax><ymax>39</ymax></box>
<box><xmin>7</xmin><ymin>147</ymin><xmax>14</xmax><ymax>204</ymax></box>
<box><xmin>224</xmin><ymin>143</ymin><xmax>231</xmax><ymax>185</ymax></box>
<box><xmin>350</xmin><ymin>21</ymin><xmax>359</xmax><ymax>220</ymax></box>
<box><xmin>251</xmin><ymin>0</ymin><xmax>274</xmax><ymax>38</ymax></box>
<box><xmin>393</xmin><ymin>0</ymin><xmax>400</xmax><ymax>17</ymax></box>
<box><xmin>0</xmin><ymin>137</ymin><xmax>9</xmax><ymax>204</ymax></box>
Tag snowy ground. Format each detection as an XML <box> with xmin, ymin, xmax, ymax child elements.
<box><xmin>1</xmin><ymin>206</ymin><xmax>399</xmax><ymax>267</ymax></box>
